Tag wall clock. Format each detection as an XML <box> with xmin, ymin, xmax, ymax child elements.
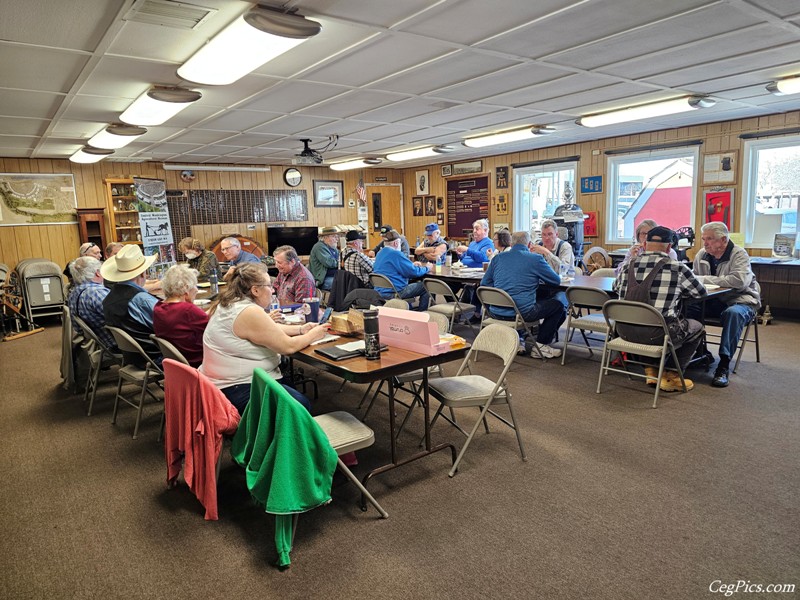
<box><xmin>283</xmin><ymin>168</ymin><xmax>302</xmax><ymax>187</ymax></box>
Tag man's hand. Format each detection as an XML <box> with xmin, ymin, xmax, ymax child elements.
<box><xmin>530</xmin><ymin>245</ymin><xmax>549</xmax><ymax>256</ymax></box>
<box><xmin>456</xmin><ymin>244</ymin><xmax>469</xmax><ymax>254</ymax></box>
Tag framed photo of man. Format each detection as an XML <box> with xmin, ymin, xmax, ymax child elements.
<box><xmin>412</xmin><ymin>196</ymin><xmax>423</xmax><ymax>216</ymax></box>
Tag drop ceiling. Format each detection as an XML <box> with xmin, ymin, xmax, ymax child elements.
<box><xmin>1</xmin><ymin>0</ymin><xmax>799</xmax><ymax>168</ymax></box>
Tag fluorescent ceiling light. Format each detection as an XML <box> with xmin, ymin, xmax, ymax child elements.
<box><xmin>329</xmin><ymin>158</ymin><xmax>382</xmax><ymax>171</ymax></box>
<box><xmin>577</xmin><ymin>96</ymin><xmax>716</xmax><ymax>128</ymax></box>
<box><xmin>463</xmin><ymin>126</ymin><xmax>555</xmax><ymax>148</ymax></box>
<box><xmin>88</xmin><ymin>125</ymin><xmax>147</xmax><ymax>149</ymax></box>
<box><xmin>386</xmin><ymin>145</ymin><xmax>454</xmax><ymax>162</ymax></box>
<box><xmin>766</xmin><ymin>76</ymin><xmax>800</xmax><ymax>96</ymax></box>
<box><xmin>177</xmin><ymin>7</ymin><xmax>321</xmax><ymax>85</ymax></box>
<box><xmin>70</xmin><ymin>146</ymin><xmax>114</xmax><ymax>164</ymax></box>
<box><xmin>162</xmin><ymin>164</ymin><xmax>270</xmax><ymax>172</ymax></box>
<box><xmin>120</xmin><ymin>87</ymin><xmax>202</xmax><ymax>126</ymax></box>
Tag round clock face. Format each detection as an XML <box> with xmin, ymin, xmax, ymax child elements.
<box><xmin>284</xmin><ymin>168</ymin><xmax>302</xmax><ymax>187</ymax></box>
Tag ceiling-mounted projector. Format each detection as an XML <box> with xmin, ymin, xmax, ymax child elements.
<box><xmin>292</xmin><ymin>137</ymin><xmax>336</xmax><ymax>165</ymax></box>
<box><xmin>292</xmin><ymin>154</ymin><xmax>322</xmax><ymax>166</ymax></box>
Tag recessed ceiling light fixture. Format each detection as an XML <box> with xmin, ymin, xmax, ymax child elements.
<box><xmin>576</xmin><ymin>96</ymin><xmax>716</xmax><ymax>128</ymax></box>
<box><xmin>88</xmin><ymin>124</ymin><xmax>148</xmax><ymax>149</ymax></box>
<box><xmin>177</xmin><ymin>7</ymin><xmax>321</xmax><ymax>85</ymax></box>
<box><xmin>120</xmin><ymin>87</ymin><xmax>202</xmax><ymax>126</ymax></box>
<box><xmin>70</xmin><ymin>146</ymin><xmax>114</xmax><ymax>164</ymax></box>
<box><xmin>766</xmin><ymin>76</ymin><xmax>800</xmax><ymax>96</ymax></box>
<box><xmin>329</xmin><ymin>158</ymin><xmax>382</xmax><ymax>171</ymax></box>
<box><xmin>463</xmin><ymin>126</ymin><xmax>555</xmax><ymax>148</ymax></box>
<box><xmin>386</xmin><ymin>145</ymin><xmax>454</xmax><ymax>162</ymax></box>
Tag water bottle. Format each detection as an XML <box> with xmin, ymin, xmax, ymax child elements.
<box><xmin>209</xmin><ymin>268</ymin><xmax>218</xmax><ymax>295</ymax></box>
<box><xmin>269</xmin><ymin>296</ymin><xmax>280</xmax><ymax>313</ymax></box>
<box><xmin>363</xmin><ymin>310</ymin><xmax>381</xmax><ymax>360</ymax></box>
<box><xmin>566</xmin><ymin>263</ymin><xmax>576</xmax><ymax>280</ymax></box>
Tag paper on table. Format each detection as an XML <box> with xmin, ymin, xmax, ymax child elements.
<box><xmin>310</xmin><ymin>334</ymin><xmax>340</xmax><ymax>345</ymax></box>
<box><xmin>705</xmin><ymin>284</ymin><xmax>721</xmax><ymax>290</ymax></box>
<box><xmin>337</xmin><ymin>340</ymin><xmax>366</xmax><ymax>351</ymax></box>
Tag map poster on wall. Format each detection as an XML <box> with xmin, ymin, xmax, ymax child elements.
<box><xmin>446</xmin><ymin>176</ymin><xmax>489</xmax><ymax>238</ymax></box>
<box><xmin>0</xmin><ymin>173</ymin><xmax>77</xmax><ymax>226</ymax></box>
<box><xmin>133</xmin><ymin>177</ymin><xmax>176</xmax><ymax>276</ymax></box>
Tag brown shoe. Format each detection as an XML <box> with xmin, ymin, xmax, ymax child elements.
<box><xmin>659</xmin><ymin>371</ymin><xmax>694</xmax><ymax>392</ymax></box>
<box><xmin>644</xmin><ymin>367</ymin><xmax>659</xmax><ymax>387</ymax></box>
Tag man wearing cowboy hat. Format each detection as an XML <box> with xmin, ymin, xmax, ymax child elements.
<box><xmin>309</xmin><ymin>226</ymin><xmax>341</xmax><ymax>291</ymax></box>
<box><xmin>372</xmin><ymin>224</ymin><xmax>410</xmax><ymax>256</ymax></box>
<box><xmin>101</xmin><ymin>245</ymin><xmax>161</xmax><ymax>367</ymax></box>
<box><xmin>414</xmin><ymin>222</ymin><xmax>448</xmax><ymax>264</ymax></box>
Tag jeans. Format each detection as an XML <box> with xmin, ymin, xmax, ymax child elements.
<box><xmin>320</xmin><ymin>275</ymin><xmax>335</xmax><ymax>291</ymax></box>
<box><xmin>221</xmin><ymin>377</ymin><xmax>312</xmax><ymax>416</ymax></box>
<box><xmin>488</xmin><ymin>297</ymin><xmax>567</xmax><ymax>345</ymax></box>
<box><xmin>688</xmin><ymin>300</ymin><xmax>755</xmax><ymax>359</ymax></box>
<box><xmin>378</xmin><ymin>281</ymin><xmax>430</xmax><ymax>310</ymax></box>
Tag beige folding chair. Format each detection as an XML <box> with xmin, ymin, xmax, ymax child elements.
<box><xmin>150</xmin><ymin>334</ymin><xmax>190</xmax><ymax>366</ymax></box>
<box><xmin>74</xmin><ymin>314</ymin><xmax>122</xmax><ymax>416</ymax></box>
<box><xmin>427</xmin><ymin>324</ymin><xmax>525</xmax><ymax>477</ymax></box>
<box><xmin>369</xmin><ymin>273</ymin><xmax>399</xmax><ymax>298</ymax></box>
<box><xmin>591</xmin><ymin>268</ymin><xmax>617</xmax><ymax>278</ymax></box>
<box><xmin>703</xmin><ymin>311</ymin><xmax>760</xmax><ymax>373</ymax></box>
<box><xmin>106</xmin><ymin>326</ymin><xmax>164</xmax><ymax>439</ymax></box>
<box><xmin>423</xmin><ymin>278</ymin><xmax>477</xmax><ymax>333</ymax></box>
<box><xmin>383</xmin><ymin>298</ymin><xmax>410</xmax><ymax>310</ymax></box>
<box><xmin>561</xmin><ymin>286</ymin><xmax>611</xmax><ymax>365</ymax></box>
<box><xmin>475</xmin><ymin>286</ymin><xmax>544</xmax><ymax>360</ymax></box>
<box><xmin>596</xmin><ymin>300</ymin><xmax>688</xmax><ymax>409</ymax></box>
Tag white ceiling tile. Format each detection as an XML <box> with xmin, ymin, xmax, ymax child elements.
<box><xmin>199</xmin><ymin>110</ymin><xmax>282</xmax><ymax>132</ymax></box>
<box><xmin>241</xmin><ymin>81</ymin><xmax>347</xmax><ymax>113</ymax></box>
<box><xmin>249</xmin><ymin>115</ymin><xmax>337</xmax><ymax>136</ymax></box>
<box><xmin>0</xmin><ymin>90</ymin><xmax>62</xmax><ymax>119</ymax></box>
<box><xmin>0</xmin><ymin>44</ymin><xmax>88</xmax><ymax>93</ymax></box>
<box><xmin>298</xmin><ymin>90</ymin><xmax>409</xmax><ymax>119</ymax></box>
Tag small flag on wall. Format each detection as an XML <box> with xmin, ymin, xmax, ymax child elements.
<box><xmin>356</xmin><ymin>178</ymin><xmax>366</xmax><ymax>202</ymax></box>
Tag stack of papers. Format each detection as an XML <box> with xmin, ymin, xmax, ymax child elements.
<box><xmin>310</xmin><ymin>333</ymin><xmax>340</xmax><ymax>345</ymax></box>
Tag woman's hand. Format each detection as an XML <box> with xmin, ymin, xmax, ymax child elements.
<box><xmin>305</xmin><ymin>323</ymin><xmax>330</xmax><ymax>341</ymax></box>
<box><xmin>268</xmin><ymin>309</ymin><xmax>284</xmax><ymax>322</ymax></box>
<box><xmin>630</xmin><ymin>243</ymin><xmax>644</xmax><ymax>257</ymax></box>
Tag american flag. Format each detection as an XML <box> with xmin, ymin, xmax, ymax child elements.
<box><xmin>355</xmin><ymin>178</ymin><xmax>366</xmax><ymax>202</ymax></box>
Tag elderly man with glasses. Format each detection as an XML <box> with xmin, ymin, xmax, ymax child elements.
<box><xmin>220</xmin><ymin>237</ymin><xmax>260</xmax><ymax>280</ymax></box>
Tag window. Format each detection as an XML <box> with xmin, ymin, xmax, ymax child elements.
<box><xmin>742</xmin><ymin>135</ymin><xmax>800</xmax><ymax>247</ymax></box>
<box><xmin>606</xmin><ymin>147</ymin><xmax>699</xmax><ymax>244</ymax></box>
<box><xmin>513</xmin><ymin>161</ymin><xmax>577</xmax><ymax>234</ymax></box>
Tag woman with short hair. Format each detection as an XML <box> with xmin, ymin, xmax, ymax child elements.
<box><xmin>616</xmin><ymin>219</ymin><xmax>678</xmax><ymax>274</ymax></box>
<box><xmin>178</xmin><ymin>237</ymin><xmax>219</xmax><ymax>281</ymax></box>
<box><xmin>153</xmin><ymin>264</ymin><xmax>209</xmax><ymax>367</ymax></box>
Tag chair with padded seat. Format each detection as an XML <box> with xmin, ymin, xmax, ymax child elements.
<box><xmin>368</xmin><ymin>273</ymin><xmax>399</xmax><ymax>298</ymax></box>
<box><xmin>560</xmin><ymin>286</ymin><xmax>612</xmax><ymax>365</ymax></box>
<box><xmin>427</xmin><ymin>324</ymin><xmax>525</xmax><ymax>477</ymax></box>
<box><xmin>106</xmin><ymin>326</ymin><xmax>164</xmax><ymax>438</ymax></box>
<box><xmin>596</xmin><ymin>300</ymin><xmax>689</xmax><ymax>409</ymax></box>
<box><xmin>475</xmin><ymin>286</ymin><xmax>545</xmax><ymax>361</ymax></box>
<box><xmin>74</xmin><ymin>314</ymin><xmax>122</xmax><ymax>416</ymax></box>
<box><xmin>423</xmin><ymin>277</ymin><xmax>477</xmax><ymax>333</ymax></box>
<box><xmin>591</xmin><ymin>268</ymin><xmax>617</xmax><ymax>278</ymax></box>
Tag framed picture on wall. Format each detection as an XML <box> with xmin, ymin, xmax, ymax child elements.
<box><xmin>453</xmin><ymin>160</ymin><xmax>483</xmax><ymax>175</ymax></box>
<box><xmin>313</xmin><ymin>180</ymin><xmax>344</xmax><ymax>207</ymax></box>
<box><xmin>424</xmin><ymin>195</ymin><xmax>436</xmax><ymax>216</ymax></box>
<box><xmin>702</xmin><ymin>151</ymin><xmax>737</xmax><ymax>185</ymax></box>
<box><xmin>703</xmin><ymin>187</ymin><xmax>734</xmax><ymax>230</ymax></box>
<box><xmin>412</xmin><ymin>196</ymin><xmax>423</xmax><ymax>216</ymax></box>
<box><xmin>441</xmin><ymin>164</ymin><xmax>452</xmax><ymax>177</ymax></box>
<box><xmin>584</xmin><ymin>211</ymin><xmax>598</xmax><ymax>237</ymax></box>
<box><xmin>415</xmin><ymin>170</ymin><xmax>429</xmax><ymax>194</ymax></box>
<box><xmin>437</xmin><ymin>213</ymin><xmax>444</xmax><ymax>225</ymax></box>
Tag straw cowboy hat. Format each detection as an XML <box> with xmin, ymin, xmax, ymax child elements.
<box><xmin>319</xmin><ymin>226</ymin><xmax>340</xmax><ymax>236</ymax></box>
<box><xmin>100</xmin><ymin>244</ymin><xmax>158</xmax><ymax>282</ymax></box>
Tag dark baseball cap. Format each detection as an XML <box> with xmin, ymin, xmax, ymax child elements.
<box><xmin>379</xmin><ymin>224</ymin><xmax>394</xmax><ymax>235</ymax></box>
<box><xmin>646</xmin><ymin>226</ymin><xmax>675</xmax><ymax>243</ymax></box>
<box><xmin>383</xmin><ymin>230</ymin><xmax>401</xmax><ymax>242</ymax></box>
<box><xmin>345</xmin><ymin>230</ymin><xmax>366</xmax><ymax>242</ymax></box>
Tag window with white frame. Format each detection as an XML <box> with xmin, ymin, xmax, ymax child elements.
<box><xmin>606</xmin><ymin>147</ymin><xmax>699</xmax><ymax>245</ymax></box>
<box><xmin>513</xmin><ymin>161</ymin><xmax>576</xmax><ymax>235</ymax></box>
<box><xmin>741</xmin><ymin>135</ymin><xmax>800</xmax><ymax>247</ymax></box>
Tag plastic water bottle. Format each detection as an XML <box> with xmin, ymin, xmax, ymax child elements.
<box><xmin>269</xmin><ymin>296</ymin><xmax>280</xmax><ymax>313</ymax></box>
<box><xmin>566</xmin><ymin>264</ymin><xmax>576</xmax><ymax>280</ymax></box>
<box><xmin>208</xmin><ymin>268</ymin><xmax>218</xmax><ymax>295</ymax></box>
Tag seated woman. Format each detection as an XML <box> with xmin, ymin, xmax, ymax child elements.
<box><xmin>178</xmin><ymin>237</ymin><xmax>219</xmax><ymax>281</ymax></box>
<box><xmin>153</xmin><ymin>265</ymin><xmax>209</xmax><ymax>368</ymax></box>
<box><xmin>488</xmin><ymin>228</ymin><xmax>512</xmax><ymax>259</ymax></box>
<box><xmin>199</xmin><ymin>262</ymin><xmax>329</xmax><ymax>415</ymax></box>
<box><xmin>616</xmin><ymin>219</ymin><xmax>678</xmax><ymax>274</ymax></box>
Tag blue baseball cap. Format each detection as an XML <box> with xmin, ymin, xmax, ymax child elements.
<box><xmin>425</xmin><ymin>223</ymin><xmax>439</xmax><ymax>233</ymax></box>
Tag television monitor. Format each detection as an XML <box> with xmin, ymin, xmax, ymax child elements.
<box><xmin>267</xmin><ymin>226</ymin><xmax>319</xmax><ymax>256</ymax></box>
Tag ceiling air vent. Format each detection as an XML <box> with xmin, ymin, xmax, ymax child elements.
<box><xmin>126</xmin><ymin>0</ymin><xmax>217</xmax><ymax>30</ymax></box>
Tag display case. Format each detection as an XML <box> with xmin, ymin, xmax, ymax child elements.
<box><xmin>105</xmin><ymin>177</ymin><xmax>142</xmax><ymax>245</ymax></box>
<box><xmin>76</xmin><ymin>208</ymin><xmax>108</xmax><ymax>252</ymax></box>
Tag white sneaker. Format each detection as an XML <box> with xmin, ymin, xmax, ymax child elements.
<box><xmin>533</xmin><ymin>343</ymin><xmax>562</xmax><ymax>359</ymax></box>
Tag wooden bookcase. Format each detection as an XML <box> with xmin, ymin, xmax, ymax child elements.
<box><xmin>104</xmin><ymin>177</ymin><xmax>142</xmax><ymax>246</ymax></box>
<box><xmin>76</xmin><ymin>207</ymin><xmax>108</xmax><ymax>252</ymax></box>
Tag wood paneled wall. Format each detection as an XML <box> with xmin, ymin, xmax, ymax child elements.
<box><xmin>2</xmin><ymin>110</ymin><xmax>797</xmax><ymax>270</ymax></box>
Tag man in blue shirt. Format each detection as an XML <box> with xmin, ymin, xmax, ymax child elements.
<box><xmin>221</xmin><ymin>237</ymin><xmax>260</xmax><ymax>280</ymax></box>
<box><xmin>456</xmin><ymin>219</ymin><xmax>493</xmax><ymax>267</ymax></box>
<box><xmin>68</xmin><ymin>256</ymin><xmax>117</xmax><ymax>351</ymax></box>
<box><xmin>481</xmin><ymin>230</ymin><xmax>566</xmax><ymax>358</ymax></box>
<box><xmin>373</xmin><ymin>231</ymin><xmax>433</xmax><ymax>310</ymax></box>
<box><xmin>101</xmin><ymin>245</ymin><xmax>160</xmax><ymax>367</ymax></box>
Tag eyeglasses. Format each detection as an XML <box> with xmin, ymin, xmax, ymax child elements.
<box><xmin>220</xmin><ymin>246</ymin><xmax>235</xmax><ymax>251</ymax></box>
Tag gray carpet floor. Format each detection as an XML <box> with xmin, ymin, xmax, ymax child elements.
<box><xmin>1</xmin><ymin>317</ymin><xmax>798</xmax><ymax>600</ymax></box>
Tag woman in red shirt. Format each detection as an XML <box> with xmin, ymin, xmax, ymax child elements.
<box><xmin>153</xmin><ymin>265</ymin><xmax>209</xmax><ymax>367</ymax></box>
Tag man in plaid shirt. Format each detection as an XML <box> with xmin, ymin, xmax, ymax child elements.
<box><xmin>273</xmin><ymin>245</ymin><xmax>317</xmax><ymax>305</ymax></box>
<box><xmin>613</xmin><ymin>226</ymin><xmax>707</xmax><ymax>392</ymax></box>
<box><xmin>67</xmin><ymin>256</ymin><xmax>117</xmax><ymax>350</ymax></box>
<box><xmin>342</xmin><ymin>230</ymin><xmax>375</xmax><ymax>286</ymax></box>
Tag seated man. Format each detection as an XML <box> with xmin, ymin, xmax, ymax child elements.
<box><xmin>690</xmin><ymin>222</ymin><xmax>761</xmax><ymax>388</ymax></box>
<box><xmin>273</xmin><ymin>245</ymin><xmax>316</xmax><ymax>305</ymax></box>
<box><xmin>614</xmin><ymin>226</ymin><xmax>707</xmax><ymax>392</ymax></box>
<box><xmin>372</xmin><ymin>224</ymin><xmax>409</xmax><ymax>256</ymax></box>
<box><xmin>101</xmin><ymin>245</ymin><xmax>161</xmax><ymax>367</ymax></box>
<box><xmin>64</xmin><ymin>242</ymin><xmax>103</xmax><ymax>286</ymax></box>
<box><xmin>482</xmin><ymin>231</ymin><xmax>566</xmax><ymax>359</ymax></box>
<box><xmin>342</xmin><ymin>230</ymin><xmax>374</xmax><ymax>286</ymax></box>
<box><xmin>67</xmin><ymin>256</ymin><xmax>117</xmax><ymax>352</ymax></box>
<box><xmin>414</xmin><ymin>222</ymin><xmax>448</xmax><ymax>264</ymax></box>
<box><xmin>105</xmin><ymin>242</ymin><xmax>123</xmax><ymax>259</ymax></box>
<box><xmin>456</xmin><ymin>218</ymin><xmax>494</xmax><ymax>267</ymax></box>
<box><xmin>373</xmin><ymin>230</ymin><xmax>432</xmax><ymax>310</ymax></box>
<box><xmin>309</xmin><ymin>226</ymin><xmax>340</xmax><ymax>291</ymax></box>
<box><xmin>220</xmin><ymin>237</ymin><xmax>259</xmax><ymax>280</ymax></box>
<box><xmin>531</xmin><ymin>219</ymin><xmax>574</xmax><ymax>273</ymax></box>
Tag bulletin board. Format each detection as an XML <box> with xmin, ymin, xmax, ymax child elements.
<box><xmin>446</xmin><ymin>175</ymin><xmax>489</xmax><ymax>238</ymax></box>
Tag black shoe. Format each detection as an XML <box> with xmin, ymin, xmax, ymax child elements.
<box><xmin>711</xmin><ymin>367</ymin><xmax>729</xmax><ymax>387</ymax></box>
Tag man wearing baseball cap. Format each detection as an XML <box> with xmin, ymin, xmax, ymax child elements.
<box><xmin>613</xmin><ymin>225</ymin><xmax>707</xmax><ymax>392</ymax></box>
<box><xmin>372</xmin><ymin>224</ymin><xmax>410</xmax><ymax>256</ymax></box>
<box><xmin>414</xmin><ymin>222</ymin><xmax>448</xmax><ymax>264</ymax></box>
<box><xmin>342</xmin><ymin>229</ymin><xmax>375</xmax><ymax>286</ymax></box>
<box><xmin>373</xmin><ymin>230</ymin><xmax>431</xmax><ymax>310</ymax></box>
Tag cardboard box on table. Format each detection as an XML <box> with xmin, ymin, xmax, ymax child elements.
<box><xmin>377</xmin><ymin>307</ymin><xmax>450</xmax><ymax>355</ymax></box>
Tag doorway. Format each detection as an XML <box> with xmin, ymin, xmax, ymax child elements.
<box><xmin>366</xmin><ymin>184</ymin><xmax>403</xmax><ymax>249</ymax></box>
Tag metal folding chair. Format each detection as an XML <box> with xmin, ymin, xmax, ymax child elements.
<box><xmin>561</xmin><ymin>286</ymin><xmax>611</xmax><ymax>365</ymax></box>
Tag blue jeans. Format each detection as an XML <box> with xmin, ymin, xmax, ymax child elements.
<box><xmin>378</xmin><ymin>281</ymin><xmax>430</xmax><ymax>310</ymax></box>
<box><xmin>689</xmin><ymin>300</ymin><xmax>755</xmax><ymax>359</ymax></box>
<box><xmin>222</xmin><ymin>377</ymin><xmax>312</xmax><ymax>416</ymax></box>
<box><xmin>488</xmin><ymin>298</ymin><xmax>567</xmax><ymax>345</ymax></box>
<box><xmin>320</xmin><ymin>275</ymin><xmax>335</xmax><ymax>291</ymax></box>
